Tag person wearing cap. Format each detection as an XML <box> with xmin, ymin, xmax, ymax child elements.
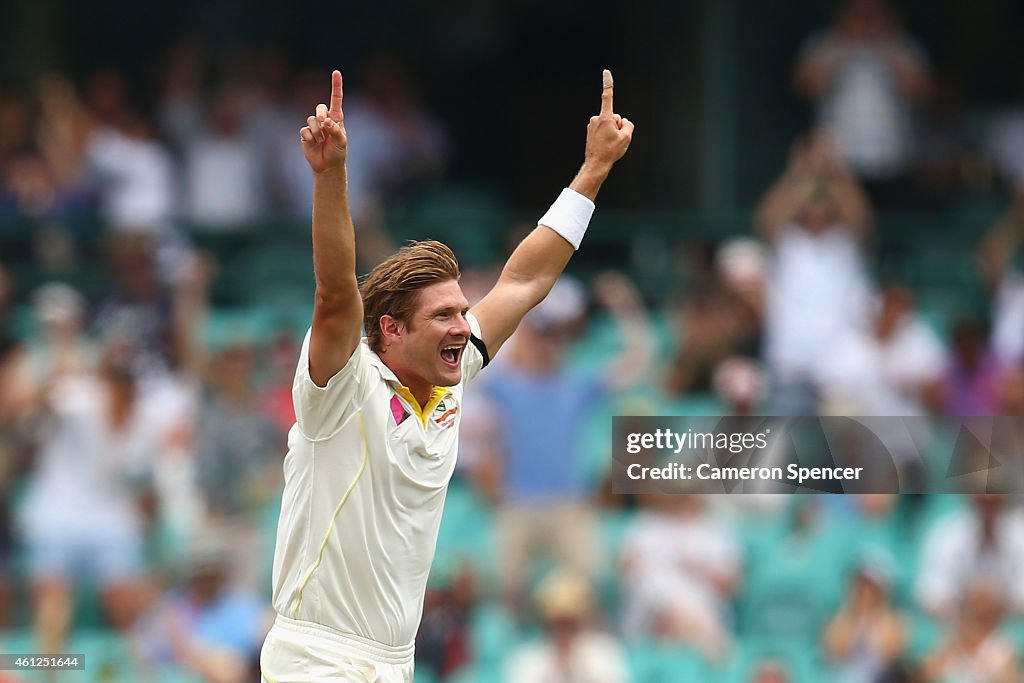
<box><xmin>504</xmin><ymin>570</ymin><xmax>629</xmax><ymax>683</ymax></box>
<box><xmin>4</xmin><ymin>283</ymin><xmax>96</xmax><ymax>414</ymax></box>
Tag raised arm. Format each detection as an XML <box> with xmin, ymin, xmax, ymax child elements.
<box><xmin>592</xmin><ymin>271</ymin><xmax>655</xmax><ymax>390</ymax></box>
<box><xmin>827</xmin><ymin>165</ymin><xmax>873</xmax><ymax>241</ymax></box>
<box><xmin>793</xmin><ymin>37</ymin><xmax>849</xmax><ymax>100</ymax></box>
<box><xmin>300</xmin><ymin>71</ymin><xmax>363</xmax><ymax>386</ymax></box>
<box><xmin>978</xmin><ymin>190</ymin><xmax>1024</xmax><ymax>291</ymax></box>
<box><xmin>472</xmin><ymin>70</ymin><xmax>634</xmax><ymax>357</ymax></box>
<box><xmin>756</xmin><ymin>131</ymin><xmax>872</xmax><ymax>243</ymax></box>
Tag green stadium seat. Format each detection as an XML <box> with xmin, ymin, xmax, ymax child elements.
<box><xmin>627</xmin><ymin>640</ymin><xmax>715</xmax><ymax>683</ymax></box>
<box><xmin>723</xmin><ymin>635</ymin><xmax>823</xmax><ymax>683</ymax></box>
<box><xmin>467</xmin><ymin>602</ymin><xmax>520</xmax><ymax>669</ymax></box>
<box><xmin>435</xmin><ymin>480</ymin><xmax>497</xmax><ymax>579</ymax></box>
<box><xmin>411</xmin><ymin>666</ymin><xmax>439</xmax><ymax>683</ymax></box>
<box><xmin>906</xmin><ymin>610</ymin><xmax>942</xmax><ymax>660</ymax></box>
<box><xmin>737</xmin><ymin>505</ymin><xmax>849</xmax><ymax>643</ymax></box>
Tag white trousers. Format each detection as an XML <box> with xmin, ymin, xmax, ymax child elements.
<box><xmin>260</xmin><ymin>614</ymin><xmax>415</xmax><ymax>683</ymax></box>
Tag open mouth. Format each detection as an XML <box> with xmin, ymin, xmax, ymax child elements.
<box><xmin>440</xmin><ymin>344</ymin><xmax>464</xmax><ymax>367</ymax></box>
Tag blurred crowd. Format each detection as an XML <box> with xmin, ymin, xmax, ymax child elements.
<box><xmin>1</xmin><ymin>0</ymin><xmax>1024</xmax><ymax>681</ymax></box>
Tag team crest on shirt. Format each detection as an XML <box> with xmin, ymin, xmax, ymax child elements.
<box><xmin>432</xmin><ymin>399</ymin><xmax>458</xmax><ymax>428</ymax></box>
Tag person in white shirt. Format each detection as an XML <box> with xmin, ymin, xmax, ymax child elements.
<box><xmin>818</xmin><ymin>283</ymin><xmax>947</xmax><ymax>417</ymax></box>
<box><xmin>259</xmin><ymin>70</ymin><xmax>633</xmax><ymax>683</ymax></box>
<box><xmin>756</xmin><ymin>130</ymin><xmax>873</xmax><ymax>415</ymax></box>
<box><xmin>916</xmin><ymin>495</ymin><xmax>1024</xmax><ymax>621</ymax></box>
<box><xmin>793</xmin><ymin>0</ymin><xmax>930</xmax><ymax>193</ymax></box>
<box><xmin>619</xmin><ymin>493</ymin><xmax>739</xmax><ymax>661</ymax></box>
<box><xmin>504</xmin><ymin>570</ymin><xmax>630</xmax><ymax>683</ymax></box>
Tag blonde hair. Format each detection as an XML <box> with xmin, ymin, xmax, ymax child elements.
<box><xmin>360</xmin><ymin>241</ymin><xmax>461</xmax><ymax>352</ymax></box>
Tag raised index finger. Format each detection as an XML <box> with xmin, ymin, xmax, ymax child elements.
<box><xmin>600</xmin><ymin>69</ymin><xmax>614</xmax><ymax>116</ymax></box>
<box><xmin>329</xmin><ymin>70</ymin><xmax>344</xmax><ymax>119</ymax></box>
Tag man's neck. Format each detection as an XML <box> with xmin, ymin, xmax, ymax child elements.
<box><xmin>407</xmin><ymin>384</ymin><xmax>434</xmax><ymax>410</ymax></box>
<box><xmin>380</xmin><ymin>351</ymin><xmax>434</xmax><ymax>408</ymax></box>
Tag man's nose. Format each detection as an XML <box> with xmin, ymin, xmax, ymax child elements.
<box><xmin>453</xmin><ymin>314</ymin><xmax>471</xmax><ymax>338</ymax></box>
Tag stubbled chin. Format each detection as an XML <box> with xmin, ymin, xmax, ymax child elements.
<box><xmin>437</xmin><ymin>367</ymin><xmax>462</xmax><ymax>387</ymax></box>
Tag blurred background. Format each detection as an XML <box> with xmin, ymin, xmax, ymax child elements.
<box><xmin>2</xmin><ymin>0</ymin><xmax>1024</xmax><ymax>680</ymax></box>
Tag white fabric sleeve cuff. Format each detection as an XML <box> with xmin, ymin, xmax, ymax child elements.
<box><xmin>538</xmin><ymin>188</ymin><xmax>595</xmax><ymax>250</ymax></box>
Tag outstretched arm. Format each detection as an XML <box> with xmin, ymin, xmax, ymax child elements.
<box><xmin>301</xmin><ymin>71</ymin><xmax>363</xmax><ymax>386</ymax></box>
<box><xmin>472</xmin><ymin>70</ymin><xmax>634</xmax><ymax>357</ymax></box>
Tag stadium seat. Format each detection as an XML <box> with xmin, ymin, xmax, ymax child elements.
<box><xmin>723</xmin><ymin>635</ymin><xmax>823</xmax><ymax>683</ymax></box>
<box><xmin>906</xmin><ymin>610</ymin><xmax>942</xmax><ymax>660</ymax></box>
<box><xmin>736</xmin><ymin>504</ymin><xmax>848</xmax><ymax>643</ymax></box>
<box><xmin>627</xmin><ymin>640</ymin><xmax>715</xmax><ymax>683</ymax></box>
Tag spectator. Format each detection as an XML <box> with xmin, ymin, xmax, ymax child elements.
<box><xmin>997</xmin><ymin>365</ymin><xmax>1024</xmax><ymax>416</ymax></box>
<box><xmin>619</xmin><ymin>493</ymin><xmax>739</xmax><ymax>660</ymax></box>
<box><xmin>81</xmin><ymin>70</ymin><xmax>178</xmax><ymax>237</ymax></box>
<box><xmin>194</xmin><ymin>339</ymin><xmax>283</xmax><ymax>591</ymax></box>
<box><xmin>712</xmin><ymin>357</ymin><xmax>766</xmax><ymax>416</ymax></box>
<box><xmin>134</xmin><ymin>537</ymin><xmax>271</xmax><ymax>683</ymax></box>
<box><xmin>262</xmin><ymin>68</ymin><xmax>320</xmax><ymax>222</ymax></box>
<box><xmin>664</xmin><ymin>239</ymin><xmax>765</xmax><ymax>397</ymax></box>
<box><xmin>823</xmin><ymin>555</ymin><xmax>907</xmax><ymax>683</ymax></box>
<box><xmin>916</xmin><ymin>495</ymin><xmax>1024</xmax><ymax>619</ymax></box>
<box><xmin>479</xmin><ymin>274</ymin><xmax>653</xmax><ymax>607</ymax></box>
<box><xmin>0</xmin><ymin>149</ymin><xmax>62</xmax><ymax>220</ymax></box>
<box><xmin>985</xmin><ymin>76</ymin><xmax>1024</xmax><ymax>188</ymax></box>
<box><xmin>923</xmin><ymin>580</ymin><xmax>1019</xmax><ymax>683</ymax></box>
<box><xmin>977</xmin><ymin>187</ymin><xmax>1024</xmax><ymax>367</ymax></box>
<box><xmin>180</xmin><ymin>84</ymin><xmax>267</xmax><ymax>229</ymax></box>
<box><xmin>911</xmin><ymin>77</ymin><xmax>971</xmax><ymax>208</ymax></box>
<box><xmin>818</xmin><ymin>283</ymin><xmax>946</xmax><ymax>416</ymax></box>
<box><xmin>943</xmin><ymin>319</ymin><xmax>1002</xmax><ymax>416</ymax></box>
<box><xmin>0</xmin><ymin>263</ymin><xmax>20</xmax><ymax>411</ymax></box>
<box><xmin>156</xmin><ymin>37</ymin><xmax>208</xmax><ymax>155</ymax></box>
<box><xmin>0</xmin><ymin>87</ymin><xmax>32</xmax><ymax>165</ymax></box>
<box><xmin>343</xmin><ymin>54</ymin><xmax>448</xmax><ymax>222</ymax></box>
<box><xmin>342</xmin><ymin>55</ymin><xmax>448</xmax><ymax>267</ymax></box>
<box><xmin>0</xmin><ymin>264</ymin><xmax>19</xmax><ymax>629</ymax></box>
<box><xmin>7</xmin><ymin>283</ymin><xmax>96</xmax><ymax>395</ymax></box>
<box><xmin>265</xmin><ymin>56</ymin><xmax>447</xmax><ymax>268</ymax></box>
<box><xmin>92</xmin><ymin>232</ymin><xmax>200</xmax><ymax>382</ymax></box>
<box><xmin>793</xmin><ymin>0</ymin><xmax>931</xmax><ymax>204</ymax></box>
<box><xmin>415</xmin><ymin>562</ymin><xmax>475</xmax><ymax>679</ymax></box>
<box><xmin>756</xmin><ymin>131</ymin><xmax>873</xmax><ymax>415</ymax></box>
<box><xmin>504</xmin><ymin>570</ymin><xmax>630</xmax><ymax>683</ymax></box>
<box><xmin>258</xmin><ymin>330</ymin><xmax>299</xmax><ymax>439</ymax></box>
<box><xmin>1</xmin><ymin>78</ymin><xmax>93</xmax><ymax>224</ymax></box>
<box><xmin>16</xmin><ymin>336</ymin><xmax>159</xmax><ymax>653</ymax></box>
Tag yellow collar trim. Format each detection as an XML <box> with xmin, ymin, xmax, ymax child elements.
<box><xmin>393</xmin><ymin>385</ymin><xmax>449</xmax><ymax>427</ymax></box>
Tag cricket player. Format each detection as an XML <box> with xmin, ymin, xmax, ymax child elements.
<box><xmin>260</xmin><ymin>68</ymin><xmax>633</xmax><ymax>682</ymax></box>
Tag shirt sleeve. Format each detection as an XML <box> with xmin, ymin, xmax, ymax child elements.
<box><xmin>292</xmin><ymin>328</ymin><xmax>368</xmax><ymax>440</ymax></box>
<box><xmin>461</xmin><ymin>312</ymin><xmax>489</xmax><ymax>385</ymax></box>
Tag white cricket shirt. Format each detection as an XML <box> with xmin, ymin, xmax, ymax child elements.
<box><xmin>268</xmin><ymin>314</ymin><xmax>487</xmax><ymax>649</ymax></box>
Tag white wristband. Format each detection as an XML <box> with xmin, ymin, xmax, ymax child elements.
<box><xmin>538</xmin><ymin>188</ymin><xmax>595</xmax><ymax>250</ymax></box>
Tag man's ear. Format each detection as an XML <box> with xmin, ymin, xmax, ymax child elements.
<box><xmin>379</xmin><ymin>315</ymin><xmax>404</xmax><ymax>348</ymax></box>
